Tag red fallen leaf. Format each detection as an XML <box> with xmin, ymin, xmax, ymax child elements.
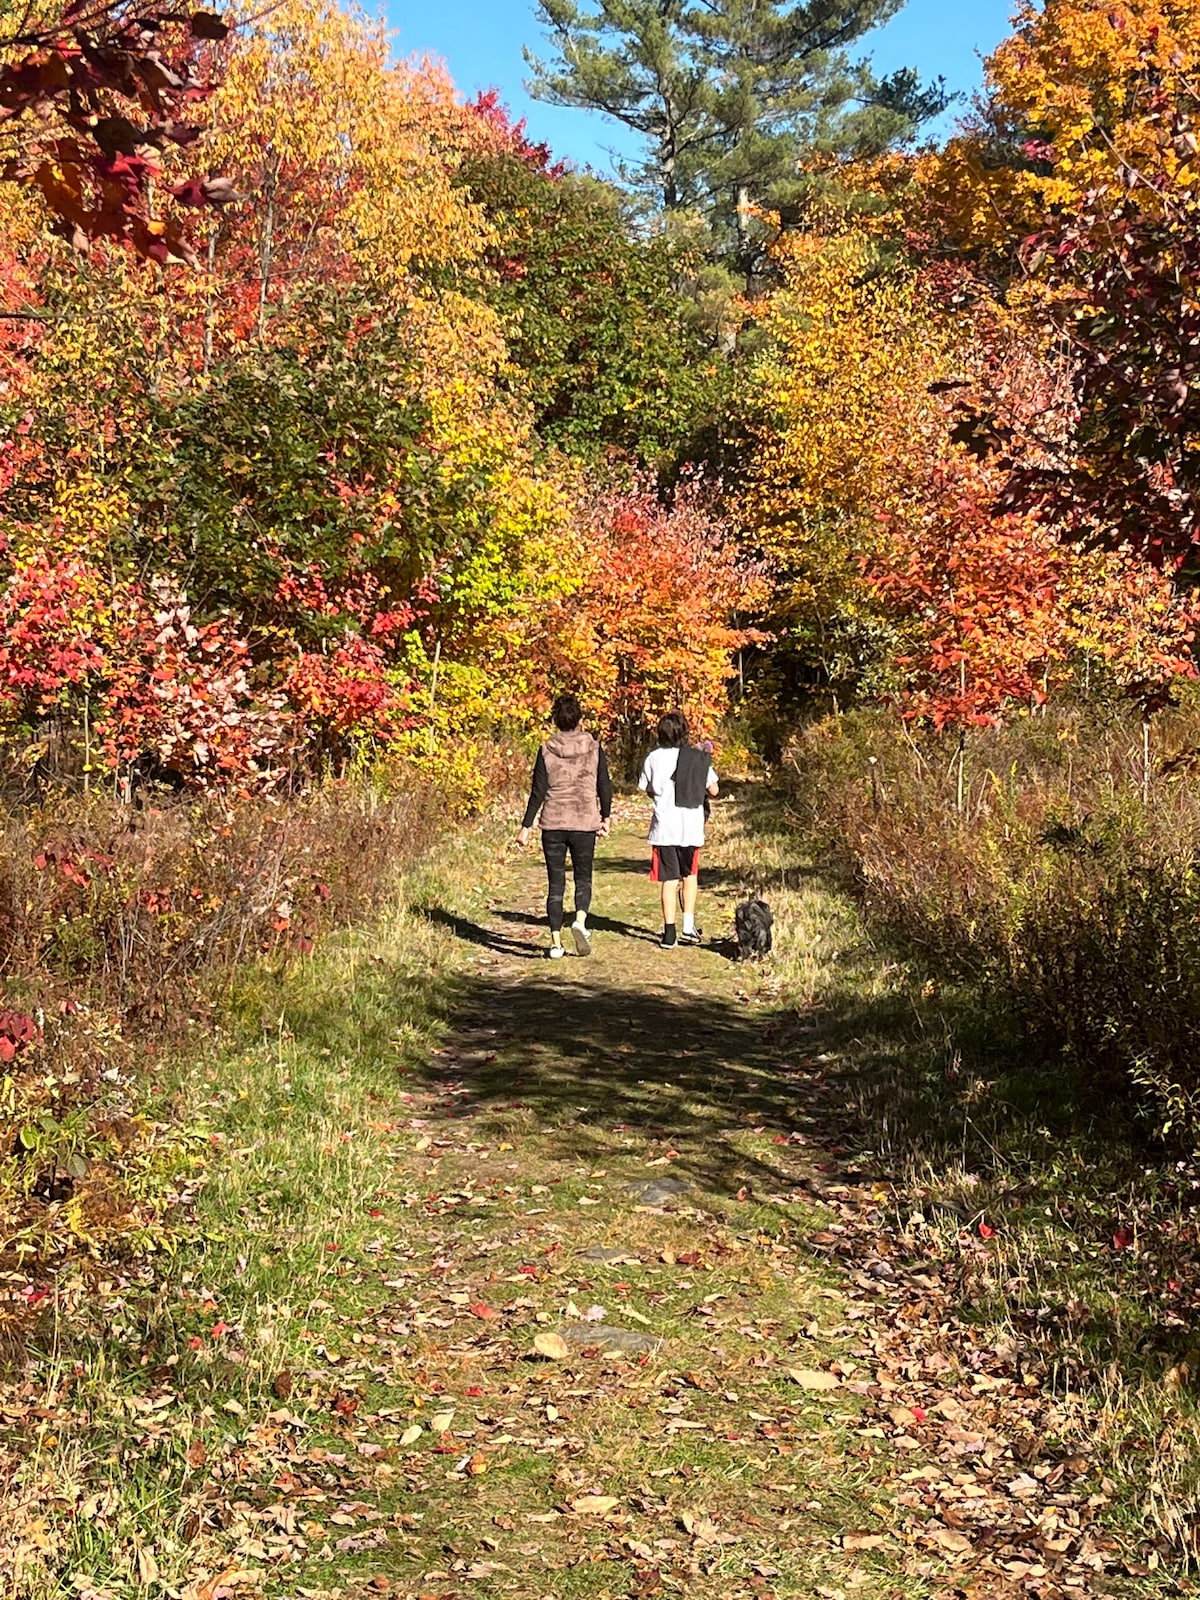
<box><xmin>773</xmin><ymin>1135</ymin><xmax>789</xmax><ymax>1144</ymax></box>
<box><xmin>325</xmin><ymin>1242</ymin><xmax>340</xmax><ymax>1252</ymax></box>
<box><xmin>21</xmin><ymin>1284</ymin><xmax>50</xmax><ymax>1305</ymax></box>
<box><xmin>368</xmin><ymin>1209</ymin><xmax>384</xmax><ymax>1219</ymax></box>
<box><xmin>911</xmin><ymin>1405</ymin><xmax>927</xmax><ymax>1422</ymax></box>
<box><xmin>978</xmin><ymin>1221</ymin><xmax>996</xmax><ymax>1239</ymax></box>
<box><xmin>1170</xmin><ymin>1279</ymin><xmax>1182</xmax><ymax>1292</ymax></box>
<box><xmin>1113</xmin><ymin>1225</ymin><xmax>1134</xmax><ymax>1250</ymax></box>
<box><xmin>210</xmin><ymin>1321</ymin><xmax>230</xmax><ymax>1339</ymax></box>
<box><xmin>518</xmin><ymin>1264</ymin><xmax>539</xmax><ymax>1278</ymax></box>
<box><xmin>469</xmin><ymin>1302</ymin><xmax>498</xmax><ymax>1319</ymax></box>
<box><xmin>188</xmin><ymin>1336</ymin><xmax>203</xmax><ymax>1351</ymax></box>
<box><xmin>465</xmin><ymin>1385</ymin><xmax>483</xmax><ymax>1397</ymax></box>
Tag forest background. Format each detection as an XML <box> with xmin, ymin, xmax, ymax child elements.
<box><xmin>11</xmin><ymin>0</ymin><xmax>1200</xmax><ymax>1581</ymax></box>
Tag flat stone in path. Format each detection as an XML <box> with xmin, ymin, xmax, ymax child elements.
<box><xmin>556</xmin><ymin>1322</ymin><xmax>663</xmax><ymax>1355</ymax></box>
<box><xmin>624</xmin><ymin>1175</ymin><xmax>692</xmax><ymax>1206</ymax></box>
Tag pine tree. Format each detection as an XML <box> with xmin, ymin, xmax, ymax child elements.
<box><xmin>526</xmin><ymin>0</ymin><xmax>946</xmax><ymax>240</ymax></box>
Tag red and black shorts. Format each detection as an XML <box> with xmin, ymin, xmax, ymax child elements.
<box><xmin>650</xmin><ymin>844</ymin><xmax>700</xmax><ymax>882</ymax></box>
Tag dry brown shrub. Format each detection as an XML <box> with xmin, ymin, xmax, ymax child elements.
<box><xmin>0</xmin><ymin>760</ymin><xmax>470</xmax><ymax>1346</ymax></box>
<box><xmin>786</xmin><ymin>703</ymin><xmax>1200</xmax><ymax>1141</ymax></box>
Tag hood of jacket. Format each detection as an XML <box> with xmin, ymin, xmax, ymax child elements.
<box><xmin>545</xmin><ymin>729</ymin><xmax>597</xmax><ymax>764</ymax></box>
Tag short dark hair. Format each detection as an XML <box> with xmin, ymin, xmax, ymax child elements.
<box><xmin>657</xmin><ymin>711</ymin><xmax>689</xmax><ymax>748</ymax></box>
<box><xmin>552</xmin><ymin>693</ymin><xmax>583</xmax><ymax>732</ymax></box>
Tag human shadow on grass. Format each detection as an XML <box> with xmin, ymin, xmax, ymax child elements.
<box><xmin>413</xmin><ymin>905</ymin><xmax>544</xmax><ymax>960</ymax></box>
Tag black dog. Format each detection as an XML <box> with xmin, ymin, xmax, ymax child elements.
<box><xmin>735</xmin><ymin>898</ymin><xmax>773</xmax><ymax>960</ymax></box>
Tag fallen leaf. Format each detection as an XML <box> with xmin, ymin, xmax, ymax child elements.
<box><xmin>788</xmin><ymin>1368</ymin><xmax>841</xmax><ymax>1391</ymax></box>
<box><xmin>399</xmin><ymin>1424</ymin><xmax>423</xmax><ymax>1446</ymax></box>
<box><xmin>842</xmin><ymin>1532</ymin><xmax>889</xmax><ymax>1551</ymax></box>
<box><xmin>570</xmin><ymin>1495</ymin><xmax>621</xmax><ymax>1515</ymax></box>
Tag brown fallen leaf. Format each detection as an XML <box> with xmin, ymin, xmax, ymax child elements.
<box><xmin>788</xmin><ymin>1367</ymin><xmax>841</xmax><ymax>1391</ymax></box>
<box><xmin>570</xmin><ymin>1494</ymin><xmax>621</xmax><ymax>1515</ymax></box>
<box><xmin>841</xmin><ymin>1532</ymin><xmax>889</xmax><ymax>1551</ymax></box>
<box><xmin>272</xmin><ymin>1370</ymin><xmax>294</xmax><ymax>1399</ymax></box>
<box><xmin>1165</xmin><ymin>1348</ymin><xmax>1200</xmax><ymax>1390</ymax></box>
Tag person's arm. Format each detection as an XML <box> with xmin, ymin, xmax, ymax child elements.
<box><xmin>516</xmin><ymin>749</ymin><xmax>548</xmax><ymax>845</ymax></box>
<box><xmin>596</xmin><ymin>747</ymin><xmax>613</xmax><ymax>834</ymax></box>
<box><xmin>706</xmin><ymin>764</ymin><xmax>719</xmax><ymax>798</ymax></box>
<box><xmin>638</xmin><ymin>756</ymin><xmax>653</xmax><ymax>797</ymax></box>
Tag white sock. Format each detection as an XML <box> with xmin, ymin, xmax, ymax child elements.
<box><xmin>551</xmin><ymin>931</ymin><xmax>564</xmax><ymax>946</ymax></box>
<box><xmin>573</xmin><ymin>911</ymin><xmax>587</xmax><ymax>929</ymax></box>
<box><xmin>682</xmin><ymin>913</ymin><xmax>695</xmax><ymax>934</ymax></box>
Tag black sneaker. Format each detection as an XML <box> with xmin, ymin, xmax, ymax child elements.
<box><xmin>660</xmin><ymin>926</ymin><xmax>678</xmax><ymax>948</ymax></box>
<box><xmin>678</xmin><ymin>928</ymin><xmax>703</xmax><ymax>946</ymax></box>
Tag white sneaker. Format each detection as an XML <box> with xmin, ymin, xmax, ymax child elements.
<box><xmin>548</xmin><ymin>943</ymin><xmax>566</xmax><ymax>960</ymax></box>
<box><xmin>572</xmin><ymin>924</ymin><xmax>592</xmax><ymax>956</ymax></box>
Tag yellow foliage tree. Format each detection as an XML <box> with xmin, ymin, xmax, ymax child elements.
<box><xmin>736</xmin><ymin>229</ymin><xmax>960</xmax><ymax>690</ymax></box>
<box><xmin>916</xmin><ymin>0</ymin><xmax>1200</xmax><ymax>264</ymax></box>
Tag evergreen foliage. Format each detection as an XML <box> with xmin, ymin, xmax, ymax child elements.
<box><xmin>525</xmin><ymin>0</ymin><xmax>947</xmax><ymax>257</ymax></box>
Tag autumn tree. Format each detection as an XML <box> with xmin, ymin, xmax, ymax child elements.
<box><xmin>0</xmin><ymin>3</ymin><xmax>584</xmax><ymax>787</ymax></box>
<box><xmin>911</xmin><ymin>2</ymin><xmax>1200</xmax><ymax>567</ymax></box>
<box><xmin>735</xmin><ymin>229</ymin><xmax>956</xmax><ymax>698</ymax></box>
<box><xmin>736</xmin><ymin>221</ymin><xmax>1196</xmax><ymax>726</ymax></box>
<box><xmin>526</xmin><ymin>478</ymin><xmax>768</xmax><ymax>771</ymax></box>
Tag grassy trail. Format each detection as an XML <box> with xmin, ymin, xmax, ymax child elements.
<box><xmin>9</xmin><ymin>787</ymin><xmax>1184</xmax><ymax>1600</ymax></box>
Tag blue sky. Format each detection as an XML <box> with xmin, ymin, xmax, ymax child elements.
<box><xmin>387</xmin><ymin>0</ymin><xmax>1018</xmax><ymax>174</ymax></box>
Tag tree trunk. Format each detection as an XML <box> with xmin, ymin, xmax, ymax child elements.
<box><xmin>202</xmin><ymin>220</ymin><xmax>218</xmax><ymax>375</ymax></box>
<box><xmin>258</xmin><ymin>166</ymin><xmax>277</xmax><ymax>341</ymax></box>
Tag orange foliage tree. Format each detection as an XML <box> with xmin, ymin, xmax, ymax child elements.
<box><xmin>526</xmin><ymin>479</ymin><xmax>768</xmax><ymax>771</ymax></box>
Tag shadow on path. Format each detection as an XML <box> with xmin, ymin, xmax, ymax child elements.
<box><xmin>414</xmin><ymin>905</ymin><xmax>544</xmax><ymax>960</ymax></box>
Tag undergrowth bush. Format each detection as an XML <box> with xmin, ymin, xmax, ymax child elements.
<box><xmin>786</xmin><ymin>702</ymin><xmax>1200</xmax><ymax>1143</ymax></box>
<box><xmin>0</xmin><ymin>753</ymin><xmax>500</xmax><ymax>1350</ymax></box>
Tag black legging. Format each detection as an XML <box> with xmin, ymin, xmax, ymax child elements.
<box><xmin>541</xmin><ymin>829</ymin><xmax>596</xmax><ymax>932</ymax></box>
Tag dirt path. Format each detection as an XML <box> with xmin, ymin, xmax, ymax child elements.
<box><xmin>348</xmin><ymin>790</ymin><xmax>1159</xmax><ymax>1600</ymax></box>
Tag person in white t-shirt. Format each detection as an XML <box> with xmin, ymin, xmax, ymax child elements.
<box><xmin>638</xmin><ymin>711</ymin><xmax>719</xmax><ymax>949</ymax></box>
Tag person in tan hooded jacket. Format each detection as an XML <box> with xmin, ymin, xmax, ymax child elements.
<box><xmin>516</xmin><ymin>694</ymin><xmax>613</xmax><ymax>958</ymax></box>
